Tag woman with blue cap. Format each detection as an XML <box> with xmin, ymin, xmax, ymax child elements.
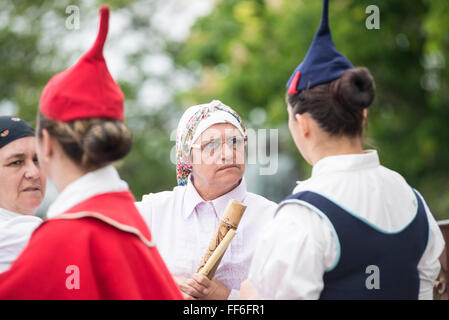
<box><xmin>0</xmin><ymin>116</ymin><xmax>46</xmax><ymax>273</ymax></box>
<box><xmin>240</xmin><ymin>0</ymin><xmax>445</xmax><ymax>299</ymax></box>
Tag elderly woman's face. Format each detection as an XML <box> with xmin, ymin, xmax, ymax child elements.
<box><xmin>0</xmin><ymin>137</ymin><xmax>46</xmax><ymax>215</ymax></box>
<box><xmin>190</xmin><ymin>123</ymin><xmax>245</xmax><ymax>188</ymax></box>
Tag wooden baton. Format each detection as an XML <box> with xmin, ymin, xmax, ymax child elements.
<box><xmin>196</xmin><ymin>199</ymin><xmax>247</xmax><ymax>279</ymax></box>
<box><xmin>199</xmin><ymin>229</ymin><xmax>236</xmax><ymax>276</ymax></box>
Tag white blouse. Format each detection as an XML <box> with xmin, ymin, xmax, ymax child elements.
<box><xmin>135</xmin><ymin>176</ymin><xmax>277</xmax><ymax>299</ymax></box>
<box><xmin>247</xmin><ymin>150</ymin><xmax>445</xmax><ymax>300</ymax></box>
<box><xmin>0</xmin><ymin>209</ymin><xmax>42</xmax><ymax>273</ymax></box>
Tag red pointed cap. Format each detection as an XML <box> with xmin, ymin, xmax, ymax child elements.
<box><xmin>39</xmin><ymin>6</ymin><xmax>124</xmax><ymax>122</ymax></box>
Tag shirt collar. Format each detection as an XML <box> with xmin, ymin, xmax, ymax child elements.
<box><xmin>294</xmin><ymin>150</ymin><xmax>380</xmax><ymax>193</ymax></box>
<box><xmin>183</xmin><ymin>175</ymin><xmax>247</xmax><ymax>219</ymax></box>
<box><xmin>0</xmin><ymin>208</ymin><xmax>21</xmax><ymax>221</ymax></box>
<box><xmin>46</xmin><ymin>165</ymin><xmax>129</xmax><ymax>219</ymax></box>
<box><xmin>311</xmin><ymin>149</ymin><xmax>380</xmax><ymax>178</ymax></box>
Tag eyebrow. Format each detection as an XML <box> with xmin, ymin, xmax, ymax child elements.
<box><xmin>201</xmin><ymin>138</ymin><xmax>219</xmax><ymax>146</ymax></box>
<box><xmin>4</xmin><ymin>153</ymin><xmax>26</xmax><ymax>162</ymax></box>
<box><xmin>201</xmin><ymin>135</ymin><xmax>241</xmax><ymax>145</ymax></box>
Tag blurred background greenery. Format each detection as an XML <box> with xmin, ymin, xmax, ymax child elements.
<box><xmin>1</xmin><ymin>0</ymin><xmax>448</xmax><ymax>219</ymax></box>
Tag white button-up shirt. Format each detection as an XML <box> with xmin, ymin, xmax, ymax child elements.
<box><xmin>135</xmin><ymin>177</ymin><xmax>277</xmax><ymax>299</ymax></box>
<box><xmin>247</xmin><ymin>150</ymin><xmax>445</xmax><ymax>299</ymax></box>
<box><xmin>0</xmin><ymin>209</ymin><xmax>42</xmax><ymax>273</ymax></box>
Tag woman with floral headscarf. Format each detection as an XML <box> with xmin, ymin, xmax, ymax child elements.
<box><xmin>136</xmin><ymin>100</ymin><xmax>277</xmax><ymax>300</ymax></box>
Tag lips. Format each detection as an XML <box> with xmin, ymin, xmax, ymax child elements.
<box><xmin>218</xmin><ymin>165</ymin><xmax>239</xmax><ymax>171</ymax></box>
<box><xmin>22</xmin><ymin>186</ymin><xmax>41</xmax><ymax>192</ymax></box>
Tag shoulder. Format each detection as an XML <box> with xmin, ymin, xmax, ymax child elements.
<box><xmin>378</xmin><ymin>165</ymin><xmax>411</xmax><ymax>185</ymax></box>
<box><xmin>274</xmin><ymin>201</ymin><xmax>336</xmax><ymax>247</ymax></box>
<box><xmin>8</xmin><ymin>218</ymin><xmax>101</xmax><ymax>267</ymax></box>
<box><xmin>254</xmin><ymin>202</ymin><xmax>336</xmax><ymax>268</ymax></box>
<box><xmin>141</xmin><ymin>190</ymin><xmax>175</xmax><ymax>204</ymax></box>
<box><xmin>241</xmin><ymin>192</ymin><xmax>278</xmax><ymax>225</ymax></box>
<box><xmin>244</xmin><ymin>192</ymin><xmax>278</xmax><ymax>212</ymax></box>
<box><xmin>274</xmin><ymin>202</ymin><xmax>337</xmax><ymax>264</ymax></box>
<box><xmin>136</xmin><ymin>185</ymin><xmax>185</xmax><ymax>215</ymax></box>
<box><xmin>32</xmin><ymin>218</ymin><xmax>101</xmax><ymax>242</ymax></box>
<box><xmin>139</xmin><ymin>185</ymin><xmax>186</xmax><ymax>206</ymax></box>
<box><xmin>3</xmin><ymin>217</ymin><xmax>155</xmax><ymax>291</ymax></box>
<box><xmin>36</xmin><ymin>217</ymin><xmax>146</xmax><ymax>251</ymax></box>
<box><xmin>275</xmin><ymin>202</ymin><xmax>329</xmax><ymax>232</ymax></box>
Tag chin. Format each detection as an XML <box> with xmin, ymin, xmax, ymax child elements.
<box><xmin>216</xmin><ymin>170</ymin><xmax>242</xmax><ymax>185</ymax></box>
<box><xmin>20</xmin><ymin>199</ymin><xmax>43</xmax><ymax>214</ymax></box>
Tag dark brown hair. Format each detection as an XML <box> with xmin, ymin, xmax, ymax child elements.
<box><xmin>37</xmin><ymin>112</ymin><xmax>132</xmax><ymax>171</ymax></box>
<box><xmin>287</xmin><ymin>67</ymin><xmax>375</xmax><ymax>137</ymax></box>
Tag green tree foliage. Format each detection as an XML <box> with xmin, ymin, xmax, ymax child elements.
<box><xmin>172</xmin><ymin>0</ymin><xmax>449</xmax><ymax>219</ymax></box>
<box><xmin>1</xmin><ymin>0</ymin><xmax>448</xmax><ymax>218</ymax></box>
<box><xmin>0</xmin><ymin>0</ymin><xmax>180</xmax><ymax>202</ymax></box>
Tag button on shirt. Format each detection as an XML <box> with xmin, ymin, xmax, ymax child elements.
<box><xmin>247</xmin><ymin>150</ymin><xmax>445</xmax><ymax>299</ymax></box>
<box><xmin>135</xmin><ymin>177</ymin><xmax>277</xmax><ymax>299</ymax></box>
<box><xmin>0</xmin><ymin>209</ymin><xmax>42</xmax><ymax>273</ymax></box>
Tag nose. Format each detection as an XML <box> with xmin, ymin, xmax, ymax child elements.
<box><xmin>24</xmin><ymin>160</ymin><xmax>40</xmax><ymax>180</ymax></box>
<box><xmin>221</xmin><ymin>140</ymin><xmax>235</xmax><ymax>163</ymax></box>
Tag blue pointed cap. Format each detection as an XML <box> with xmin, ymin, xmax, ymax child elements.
<box><xmin>286</xmin><ymin>0</ymin><xmax>353</xmax><ymax>94</ymax></box>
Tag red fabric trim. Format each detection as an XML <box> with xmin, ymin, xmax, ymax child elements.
<box><xmin>288</xmin><ymin>71</ymin><xmax>301</xmax><ymax>95</ymax></box>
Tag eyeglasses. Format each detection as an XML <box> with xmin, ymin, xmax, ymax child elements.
<box><xmin>191</xmin><ymin>136</ymin><xmax>247</xmax><ymax>155</ymax></box>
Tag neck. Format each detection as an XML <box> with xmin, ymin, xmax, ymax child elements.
<box><xmin>0</xmin><ymin>205</ymin><xmax>34</xmax><ymax>215</ymax></box>
<box><xmin>51</xmin><ymin>159</ymin><xmax>89</xmax><ymax>193</ymax></box>
<box><xmin>309</xmin><ymin>135</ymin><xmax>364</xmax><ymax>165</ymax></box>
<box><xmin>192</xmin><ymin>178</ymin><xmax>240</xmax><ymax>201</ymax></box>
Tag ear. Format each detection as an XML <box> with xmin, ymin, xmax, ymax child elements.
<box><xmin>41</xmin><ymin>129</ymin><xmax>53</xmax><ymax>160</ymax></box>
<box><xmin>362</xmin><ymin>108</ymin><xmax>368</xmax><ymax>125</ymax></box>
<box><xmin>187</xmin><ymin>147</ymin><xmax>198</xmax><ymax>166</ymax></box>
<box><xmin>186</xmin><ymin>152</ymin><xmax>192</xmax><ymax>166</ymax></box>
<box><xmin>295</xmin><ymin>113</ymin><xmax>310</xmax><ymax>138</ymax></box>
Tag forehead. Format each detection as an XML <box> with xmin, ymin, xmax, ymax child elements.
<box><xmin>0</xmin><ymin>137</ymin><xmax>36</xmax><ymax>160</ymax></box>
<box><xmin>198</xmin><ymin>123</ymin><xmax>242</xmax><ymax>139</ymax></box>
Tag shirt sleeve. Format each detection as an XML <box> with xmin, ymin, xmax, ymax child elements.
<box><xmin>415</xmin><ymin>191</ymin><xmax>445</xmax><ymax>300</ymax></box>
<box><xmin>247</xmin><ymin>203</ymin><xmax>337</xmax><ymax>299</ymax></box>
<box><xmin>135</xmin><ymin>193</ymin><xmax>154</xmax><ymax>230</ymax></box>
<box><xmin>228</xmin><ymin>289</ymin><xmax>239</xmax><ymax>300</ymax></box>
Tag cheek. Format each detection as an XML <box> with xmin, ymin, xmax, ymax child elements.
<box><xmin>40</xmin><ymin>178</ymin><xmax>47</xmax><ymax>194</ymax></box>
<box><xmin>0</xmin><ymin>172</ymin><xmax>21</xmax><ymax>200</ymax></box>
<box><xmin>0</xmin><ymin>184</ymin><xmax>12</xmax><ymax>204</ymax></box>
<box><xmin>192</xmin><ymin>163</ymin><xmax>216</xmax><ymax>180</ymax></box>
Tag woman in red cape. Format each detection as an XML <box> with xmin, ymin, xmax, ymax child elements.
<box><xmin>0</xmin><ymin>6</ymin><xmax>183</xmax><ymax>300</ymax></box>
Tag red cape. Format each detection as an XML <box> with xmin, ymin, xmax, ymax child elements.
<box><xmin>0</xmin><ymin>191</ymin><xmax>183</xmax><ymax>300</ymax></box>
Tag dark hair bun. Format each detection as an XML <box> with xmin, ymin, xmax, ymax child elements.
<box><xmin>332</xmin><ymin>67</ymin><xmax>375</xmax><ymax>112</ymax></box>
<box><xmin>82</xmin><ymin>121</ymin><xmax>132</xmax><ymax>167</ymax></box>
